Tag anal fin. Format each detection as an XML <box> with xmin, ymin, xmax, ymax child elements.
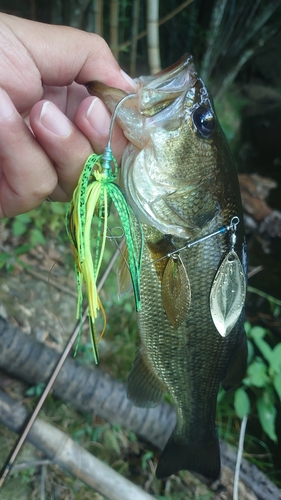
<box><xmin>127</xmin><ymin>349</ymin><xmax>166</xmax><ymax>407</ymax></box>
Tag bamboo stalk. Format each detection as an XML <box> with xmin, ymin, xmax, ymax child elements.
<box><xmin>147</xmin><ymin>0</ymin><xmax>161</xmax><ymax>74</ymax></box>
<box><xmin>110</xmin><ymin>0</ymin><xmax>119</xmax><ymax>60</ymax></box>
<box><xmin>130</xmin><ymin>0</ymin><xmax>140</xmax><ymax>77</ymax></box>
<box><xmin>94</xmin><ymin>0</ymin><xmax>103</xmax><ymax>36</ymax></box>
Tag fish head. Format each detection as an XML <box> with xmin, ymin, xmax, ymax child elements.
<box><xmin>87</xmin><ymin>55</ymin><xmax>236</xmax><ymax>237</ymax></box>
<box><xmin>87</xmin><ymin>54</ymin><xmax>198</xmax><ymax>148</ymax></box>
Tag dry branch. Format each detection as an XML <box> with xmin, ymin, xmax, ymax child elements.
<box><xmin>22</xmin><ymin>265</ymin><xmax>77</xmax><ymax>298</ymax></box>
<box><xmin>0</xmin><ymin>318</ymin><xmax>280</xmax><ymax>500</ymax></box>
<box><xmin>0</xmin><ymin>390</ymin><xmax>155</xmax><ymax>500</ymax></box>
<box><xmin>0</xmin><ymin>317</ymin><xmax>175</xmax><ymax>450</ymax></box>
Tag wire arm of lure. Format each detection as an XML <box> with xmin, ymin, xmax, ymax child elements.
<box><xmin>144</xmin><ymin>216</ymin><xmax>241</xmax><ymax>267</ymax></box>
<box><xmin>183</xmin><ymin>216</ymin><xmax>240</xmax><ymax>251</ymax></box>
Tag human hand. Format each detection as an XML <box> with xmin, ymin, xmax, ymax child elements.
<box><xmin>0</xmin><ymin>13</ymin><xmax>135</xmax><ymax>218</ymax></box>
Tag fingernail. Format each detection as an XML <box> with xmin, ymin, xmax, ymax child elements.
<box><xmin>120</xmin><ymin>70</ymin><xmax>137</xmax><ymax>89</ymax></box>
<box><xmin>39</xmin><ymin>101</ymin><xmax>71</xmax><ymax>137</ymax></box>
<box><xmin>0</xmin><ymin>88</ymin><xmax>14</xmax><ymax>118</ymax></box>
<box><xmin>86</xmin><ymin>98</ymin><xmax>111</xmax><ymax>135</ymax></box>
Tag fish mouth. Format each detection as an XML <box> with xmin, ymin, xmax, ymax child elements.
<box><xmin>140</xmin><ymin>54</ymin><xmax>196</xmax><ymax>87</ymax></box>
<box><xmin>137</xmin><ymin>54</ymin><xmax>198</xmax><ymax>116</ymax></box>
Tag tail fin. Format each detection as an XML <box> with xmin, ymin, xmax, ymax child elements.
<box><xmin>156</xmin><ymin>429</ymin><xmax>220</xmax><ymax>480</ymax></box>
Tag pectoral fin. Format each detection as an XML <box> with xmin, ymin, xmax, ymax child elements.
<box><xmin>127</xmin><ymin>349</ymin><xmax>166</xmax><ymax>407</ymax></box>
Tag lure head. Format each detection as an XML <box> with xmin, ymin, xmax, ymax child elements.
<box><xmin>87</xmin><ymin>54</ymin><xmax>242</xmax><ymax>239</ymax></box>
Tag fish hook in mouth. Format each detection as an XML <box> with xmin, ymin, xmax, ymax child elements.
<box><xmin>105</xmin><ymin>92</ymin><xmax>136</xmax><ymax>150</ymax></box>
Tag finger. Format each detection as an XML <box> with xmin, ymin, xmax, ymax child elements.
<box><xmin>2</xmin><ymin>14</ymin><xmax>136</xmax><ymax>93</ymax></box>
<box><xmin>41</xmin><ymin>85</ymin><xmax>68</xmax><ymax>113</ymax></box>
<box><xmin>74</xmin><ymin>96</ymin><xmax>127</xmax><ymax>164</ymax></box>
<box><xmin>42</xmin><ymin>83</ymin><xmax>89</xmax><ymax>121</ymax></box>
<box><xmin>0</xmin><ymin>88</ymin><xmax>57</xmax><ymax>218</ymax></box>
<box><xmin>66</xmin><ymin>83</ymin><xmax>90</xmax><ymax>121</ymax></box>
<box><xmin>29</xmin><ymin>100</ymin><xmax>95</xmax><ymax>200</ymax></box>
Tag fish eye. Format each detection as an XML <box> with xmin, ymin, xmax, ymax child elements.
<box><xmin>192</xmin><ymin>106</ymin><xmax>214</xmax><ymax>138</ymax></box>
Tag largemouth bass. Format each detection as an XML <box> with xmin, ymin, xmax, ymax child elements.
<box><xmin>87</xmin><ymin>54</ymin><xmax>248</xmax><ymax>481</ymax></box>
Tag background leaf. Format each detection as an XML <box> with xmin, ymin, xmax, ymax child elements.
<box><xmin>273</xmin><ymin>373</ymin><xmax>281</xmax><ymax>403</ymax></box>
<box><xmin>257</xmin><ymin>390</ymin><xmax>277</xmax><ymax>442</ymax></box>
<box><xmin>234</xmin><ymin>388</ymin><xmax>250</xmax><ymax>418</ymax></box>
<box><xmin>253</xmin><ymin>337</ymin><xmax>273</xmax><ymax>364</ymax></box>
<box><xmin>270</xmin><ymin>344</ymin><xmax>281</xmax><ymax>374</ymax></box>
<box><xmin>12</xmin><ymin>219</ymin><xmax>29</xmax><ymax>237</ymax></box>
<box><xmin>245</xmin><ymin>358</ymin><xmax>269</xmax><ymax>387</ymax></box>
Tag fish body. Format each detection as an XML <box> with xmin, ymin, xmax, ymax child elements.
<box><xmin>87</xmin><ymin>55</ymin><xmax>247</xmax><ymax>480</ymax></box>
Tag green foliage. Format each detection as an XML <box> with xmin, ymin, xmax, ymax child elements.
<box><xmin>218</xmin><ymin>283</ymin><xmax>281</xmax><ymax>452</ymax></box>
<box><xmin>25</xmin><ymin>383</ymin><xmax>46</xmax><ymax>397</ymax></box>
<box><xmin>0</xmin><ymin>251</ymin><xmax>11</xmax><ymax>270</ymax></box>
<box><xmin>234</xmin><ymin>387</ymin><xmax>250</xmax><ymax>419</ymax></box>
<box><xmin>214</xmin><ymin>91</ymin><xmax>246</xmax><ymax>146</ymax></box>
<box><xmin>220</xmin><ymin>318</ymin><xmax>281</xmax><ymax>444</ymax></box>
<box><xmin>156</xmin><ymin>488</ymin><xmax>213</xmax><ymax>500</ymax></box>
<box><xmin>9</xmin><ymin>203</ymin><xmax>68</xmax><ymax>247</ymax></box>
<box><xmin>103</xmin><ymin>428</ymin><xmax>121</xmax><ymax>454</ymax></box>
<box><xmin>72</xmin><ymin>419</ymin><xmax>124</xmax><ymax>457</ymax></box>
<box><xmin>256</xmin><ymin>388</ymin><xmax>277</xmax><ymax>442</ymax></box>
<box><xmin>141</xmin><ymin>451</ymin><xmax>154</xmax><ymax>471</ymax></box>
<box><xmin>0</xmin><ymin>226</ymin><xmax>35</xmax><ymax>272</ymax></box>
<box><xmin>12</xmin><ymin>213</ymin><xmax>32</xmax><ymax>237</ymax></box>
<box><xmin>18</xmin><ymin>466</ymin><xmax>36</xmax><ymax>485</ymax></box>
<box><xmin>244</xmin><ymin>321</ymin><xmax>281</xmax><ymax>442</ymax></box>
<box><xmin>248</xmin><ymin>286</ymin><xmax>281</xmax><ymax>317</ymax></box>
<box><xmin>246</xmin><ymin>357</ymin><xmax>269</xmax><ymax>388</ymax></box>
<box><xmin>1</xmin><ymin>202</ymin><xmax>72</xmax><ymax>275</ymax></box>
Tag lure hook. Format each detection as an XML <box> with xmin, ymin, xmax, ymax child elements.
<box><xmin>100</xmin><ymin>93</ymin><xmax>136</xmax><ymax>174</ymax></box>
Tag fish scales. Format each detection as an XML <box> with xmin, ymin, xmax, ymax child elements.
<box><xmin>87</xmin><ymin>54</ymin><xmax>248</xmax><ymax>481</ymax></box>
